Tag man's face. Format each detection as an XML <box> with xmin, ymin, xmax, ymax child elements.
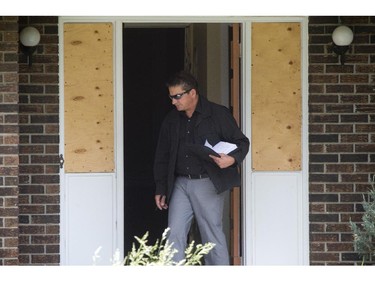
<box><xmin>168</xmin><ymin>85</ymin><xmax>195</xmax><ymax>112</ymax></box>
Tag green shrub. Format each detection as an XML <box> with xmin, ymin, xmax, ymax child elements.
<box><xmin>350</xmin><ymin>187</ymin><xmax>375</xmax><ymax>263</ymax></box>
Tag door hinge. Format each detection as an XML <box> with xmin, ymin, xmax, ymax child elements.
<box><xmin>59</xmin><ymin>154</ymin><xmax>65</xmax><ymax>169</ymax></box>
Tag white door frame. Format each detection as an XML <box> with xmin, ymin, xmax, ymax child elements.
<box><xmin>241</xmin><ymin>17</ymin><xmax>309</xmax><ymax>265</ymax></box>
<box><xmin>59</xmin><ymin>18</ymin><xmax>124</xmax><ymax>264</ymax></box>
<box><xmin>59</xmin><ymin>16</ymin><xmax>309</xmax><ymax>265</ymax></box>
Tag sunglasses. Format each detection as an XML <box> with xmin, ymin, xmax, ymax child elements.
<box><xmin>169</xmin><ymin>89</ymin><xmax>192</xmax><ymax>100</ymax></box>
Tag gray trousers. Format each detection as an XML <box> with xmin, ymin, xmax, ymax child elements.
<box><xmin>167</xmin><ymin>176</ymin><xmax>229</xmax><ymax>265</ymax></box>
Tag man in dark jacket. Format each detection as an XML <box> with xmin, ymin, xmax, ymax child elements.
<box><xmin>154</xmin><ymin>71</ymin><xmax>249</xmax><ymax>265</ymax></box>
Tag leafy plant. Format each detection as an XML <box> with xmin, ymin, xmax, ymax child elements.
<box><xmin>109</xmin><ymin>227</ymin><xmax>215</xmax><ymax>266</ymax></box>
<box><xmin>350</xmin><ymin>187</ymin><xmax>375</xmax><ymax>263</ymax></box>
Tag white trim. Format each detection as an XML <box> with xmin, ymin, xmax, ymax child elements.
<box><xmin>58</xmin><ymin>16</ymin><xmax>66</xmax><ymax>265</ymax></box>
<box><xmin>301</xmin><ymin>16</ymin><xmax>310</xmax><ymax>265</ymax></box>
<box><xmin>113</xmin><ymin>19</ymin><xmax>125</xmax><ymax>262</ymax></box>
<box><xmin>59</xmin><ymin>16</ymin><xmax>307</xmax><ymax>24</ymax></box>
<box><xmin>241</xmin><ymin>20</ymin><xmax>253</xmax><ymax>265</ymax></box>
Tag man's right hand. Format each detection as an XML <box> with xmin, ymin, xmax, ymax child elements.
<box><xmin>155</xmin><ymin>194</ymin><xmax>168</xmax><ymax>210</ymax></box>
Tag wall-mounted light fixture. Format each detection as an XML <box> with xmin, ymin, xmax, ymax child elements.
<box><xmin>332</xmin><ymin>25</ymin><xmax>354</xmax><ymax>65</ymax></box>
<box><xmin>20</xmin><ymin>26</ymin><xmax>41</xmax><ymax>66</ymax></box>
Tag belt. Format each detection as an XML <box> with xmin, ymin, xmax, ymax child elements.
<box><xmin>177</xmin><ymin>173</ymin><xmax>209</xmax><ymax>179</ymax></box>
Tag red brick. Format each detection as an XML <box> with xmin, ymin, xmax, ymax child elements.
<box><xmin>0</xmin><ymin>249</ymin><xmax>18</xmax><ymax>258</ymax></box>
<box><xmin>310</xmin><ymin>252</ymin><xmax>339</xmax><ymax>262</ymax></box>
<box><xmin>327</xmin><ymin>243</ymin><xmax>353</xmax><ymax>251</ymax></box>
<box><xmin>31</xmin><ymin>254</ymin><xmax>59</xmax><ymax>264</ymax></box>
<box><xmin>326</xmin><ymin>204</ymin><xmax>354</xmax><ymax>213</ymax></box>
<box><xmin>326</xmin><ymin>223</ymin><xmax>352</xmax><ymax>233</ymax></box>
<box><xmin>340</xmin><ymin>75</ymin><xmax>369</xmax><ymax>83</ymax></box>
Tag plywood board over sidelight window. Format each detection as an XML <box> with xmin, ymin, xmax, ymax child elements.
<box><xmin>64</xmin><ymin>23</ymin><xmax>114</xmax><ymax>173</ymax></box>
<box><xmin>251</xmin><ymin>22</ymin><xmax>302</xmax><ymax>171</ymax></box>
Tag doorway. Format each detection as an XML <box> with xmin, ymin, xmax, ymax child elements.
<box><xmin>123</xmin><ymin>27</ymin><xmax>185</xmax><ymax>254</ymax></box>
<box><xmin>122</xmin><ymin>23</ymin><xmax>238</xmax><ymax>262</ymax></box>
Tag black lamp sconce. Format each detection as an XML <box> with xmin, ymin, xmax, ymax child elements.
<box><xmin>332</xmin><ymin>25</ymin><xmax>354</xmax><ymax>65</ymax></box>
<box><xmin>20</xmin><ymin>26</ymin><xmax>41</xmax><ymax>66</ymax></box>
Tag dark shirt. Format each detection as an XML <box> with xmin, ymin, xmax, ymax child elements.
<box><xmin>175</xmin><ymin>98</ymin><xmax>206</xmax><ymax>176</ymax></box>
<box><xmin>154</xmin><ymin>94</ymin><xmax>249</xmax><ymax>198</ymax></box>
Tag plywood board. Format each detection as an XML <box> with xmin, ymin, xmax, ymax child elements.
<box><xmin>251</xmin><ymin>23</ymin><xmax>301</xmax><ymax>171</ymax></box>
<box><xmin>64</xmin><ymin>23</ymin><xmax>114</xmax><ymax>173</ymax></box>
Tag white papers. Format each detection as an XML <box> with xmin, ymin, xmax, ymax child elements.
<box><xmin>204</xmin><ymin>140</ymin><xmax>238</xmax><ymax>155</ymax></box>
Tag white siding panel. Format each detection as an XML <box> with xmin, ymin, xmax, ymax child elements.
<box><xmin>65</xmin><ymin>174</ymin><xmax>115</xmax><ymax>265</ymax></box>
<box><xmin>252</xmin><ymin>173</ymin><xmax>301</xmax><ymax>265</ymax></box>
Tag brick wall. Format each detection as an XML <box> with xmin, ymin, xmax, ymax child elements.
<box><xmin>309</xmin><ymin>16</ymin><xmax>375</xmax><ymax>265</ymax></box>
<box><xmin>18</xmin><ymin>16</ymin><xmax>60</xmax><ymax>265</ymax></box>
<box><xmin>0</xmin><ymin>16</ymin><xmax>20</xmax><ymax>266</ymax></box>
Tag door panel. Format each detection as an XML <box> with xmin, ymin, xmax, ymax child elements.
<box><xmin>252</xmin><ymin>173</ymin><xmax>301</xmax><ymax>264</ymax></box>
<box><xmin>246</xmin><ymin>20</ymin><xmax>308</xmax><ymax>265</ymax></box>
<box><xmin>66</xmin><ymin>174</ymin><xmax>115</xmax><ymax>265</ymax></box>
<box><xmin>62</xmin><ymin>22</ymin><xmax>117</xmax><ymax>265</ymax></box>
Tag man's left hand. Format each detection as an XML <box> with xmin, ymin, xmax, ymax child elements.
<box><xmin>209</xmin><ymin>153</ymin><xmax>235</xmax><ymax>169</ymax></box>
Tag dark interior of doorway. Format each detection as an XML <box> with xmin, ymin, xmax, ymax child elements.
<box><xmin>123</xmin><ymin>27</ymin><xmax>185</xmax><ymax>255</ymax></box>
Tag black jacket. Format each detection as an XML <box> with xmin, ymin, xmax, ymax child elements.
<box><xmin>154</xmin><ymin>95</ymin><xmax>250</xmax><ymax>201</ymax></box>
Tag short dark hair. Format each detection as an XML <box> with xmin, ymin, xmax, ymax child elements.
<box><xmin>166</xmin><ymin>71</ymin><xmax>198</xmax><ymax>92</ymax></box>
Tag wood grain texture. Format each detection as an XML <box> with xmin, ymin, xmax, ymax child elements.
<box><xmin>64</xmin><ymin>23</ymin><xmax>114</xmax><ymax>173</ymax></box>
<box><xmin>251</xmin><ymin>22</ymin><xmax>302</xmax><ymax>171</ymax></box>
